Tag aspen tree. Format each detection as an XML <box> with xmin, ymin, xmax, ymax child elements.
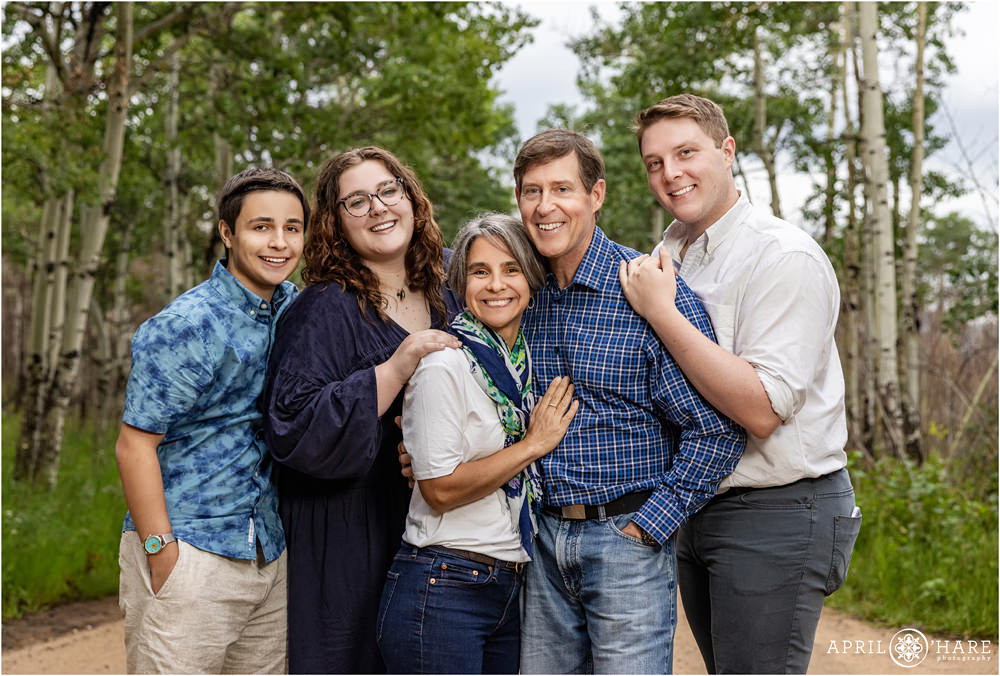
<box><xmin>900</xmin><ymin>1</ymin><xmax>927</xmax><ymax>462</ymax></box>
<box><xmin>859</xmin><ymin>1</ymin><xmax>905</xmax><ymax>456</ymax></box>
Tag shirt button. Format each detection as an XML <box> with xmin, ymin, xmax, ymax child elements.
<box><xmin>254</xmin><ymin>471</ymin><xmax>260</xmax><ymax>478</ymax></box>
<box><xmin>249</xmin><ymin>310</ymin><xmax>256</xmax><ymax>316</ymax></box>
<box><xmin>260</xmin><ymin>303</ymin><xmax>267</xmax><ymax>309</ymax></box>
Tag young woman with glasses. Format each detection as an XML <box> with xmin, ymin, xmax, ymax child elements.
<box><xmin>262</xmin><ymin>147</ymin><xmax>463</xmax><ymax>673</ymax></box>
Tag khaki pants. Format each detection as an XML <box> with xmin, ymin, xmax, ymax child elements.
<box><xmin>118</xmin><ymin>531</ymin><xmax>287</xmax><ymax>674</ymax></box>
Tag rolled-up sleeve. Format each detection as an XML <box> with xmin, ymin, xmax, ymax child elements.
<box><xmin>737</xmin><ymin>251</ymin><xmax>841</xmax><ymax>423</ymax></box>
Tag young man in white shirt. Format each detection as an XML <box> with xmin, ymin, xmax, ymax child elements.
<box><xmin>619</xmin><ymin>93</ymin><xmax>862</xmax><ymax>674</ymax></box>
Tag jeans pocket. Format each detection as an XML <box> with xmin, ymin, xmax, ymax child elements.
<box><xmin>431</xmin><ymin>557</ymin><xmax>493</xmax><ymax>587</ymax></box>
<box><xmin>606</xmin><ymin>512</ymin><xmax>655</xmax><ymax>549</ymax></box>
<box><xmin>376</xmin><ymin>570</ymin><xmax>400</xmax><ymax>643</ymax></box>
<box><xmin>825</xmin><ymin>511</ymin><xmax>862</xmax><ymax>595</ymax></box>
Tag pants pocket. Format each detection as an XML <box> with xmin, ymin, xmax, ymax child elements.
<box><xmin>825</xmin><ymin>511</ymin><xmax>862</xmax><ymax>595</ymax></box>
<box><xmin>152</xmin><ymin>539</ymin><xmax>186</xmax><ymax>599</ymax></box>
<box><xmin>376</xmin><ymin>570</ymin><xmax>400</xmax><ymax>643</ymax></box>
<box><xmin>606</xmin><ymin>512</ymin><xmax>656</xmax><ymax>549</ymax></box>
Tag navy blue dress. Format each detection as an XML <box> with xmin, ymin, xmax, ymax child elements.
<box><xmin>263</xmin><ymin>280</ymin><xmax>460</xmax><ymax>674</ymax></box>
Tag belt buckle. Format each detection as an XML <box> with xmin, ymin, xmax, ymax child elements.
<box><xmin>561</xmin><ymin>504</ymin><xmax>587</xmax><ymax>519</ymax></box>
<box><xmin>514</xmin><ymin>561</ymin><xmax>525</xmax><ymax>574</ymax></box>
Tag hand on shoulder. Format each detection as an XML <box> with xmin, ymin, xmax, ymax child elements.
<box><xmin>619</xmin><ymin>245</ymin><xmax>679</xmax><ymax>319</ymax></box>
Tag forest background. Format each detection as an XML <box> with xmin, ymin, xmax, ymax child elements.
<box><xmin>2</xmin><ymin>0</ymin><xmax>997</xmax><ymax>647</ymax></box>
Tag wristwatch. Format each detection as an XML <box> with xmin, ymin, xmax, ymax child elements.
<box><xmin>143</xmin><ymin>533</ymin><xmax>176</xmax><ymax>554</ymax></box>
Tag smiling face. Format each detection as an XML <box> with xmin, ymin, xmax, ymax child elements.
<box><xmin>220</xmin><ymin>190</ymin><xmax>304</xmax><ymax>301</ymax></box>
<box><xmin>640</xmin><ymin>116</ymin><xmax>740</xmax><ymax>237</ymax></box>
<box><xmin>464</xmin><ymin>236</ymin><xmax>532</xmax><ymax>348</ymax></box>
<box><xmin>516</xmin><ymin>152</ymin><xmax>606</xmax><ymax>288</ymax></box>
<box><xmin>337</xmin><ymin>159</ymin><xmax>414</xmax><ymax>265</ymax></box>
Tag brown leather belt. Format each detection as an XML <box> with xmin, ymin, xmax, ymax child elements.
<box><xmin>544</xmin><ymin>489</ymin><xmax>653</xmax><ymax>520</ymax></box>
<box><xmin>427</xmin><ymin>545</ymin><xmax>526</xmax><ymax>573</ymax></box>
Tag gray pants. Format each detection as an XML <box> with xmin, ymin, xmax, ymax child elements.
<box><xmin>677</xmin><ymin>468</ymin><xmax>861</xmax><ymax>674</ymax></box>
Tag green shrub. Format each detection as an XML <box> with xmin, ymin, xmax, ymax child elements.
<box><xmin>2</xmin><ymin>413</ymin><xmax>125</xmax><ymax>619</ymax></box>
<box><xmin>828</xmin><ymin>451</ymin><xmax>999</xmax><ymax>638</ymax></box>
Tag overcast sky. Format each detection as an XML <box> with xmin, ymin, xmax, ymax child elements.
<box><xmin>494</xmin><ymin>1</ymin><xmax>1000</xmax><ymax>232</ymax></box>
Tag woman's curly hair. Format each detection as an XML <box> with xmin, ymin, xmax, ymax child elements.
<box><xmin>303</xmin><ymin>147</ymin><xmax>447</xmax><ymax>322</ymax></box>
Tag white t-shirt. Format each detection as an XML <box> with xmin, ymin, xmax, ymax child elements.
<box><xmin>658</xmin><ymin>192</ymin><xmax>848</xmax><ymax>490</ymax></box>
<box><xmin>400</xmin><ymin>347</ymin><xmax>530</xmax><ymax>562</ymax></box>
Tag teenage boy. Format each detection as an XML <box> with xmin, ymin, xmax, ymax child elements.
<box><xmin>513</xmin><ymin>129</ymin><xmax>745</xmax><ymax>674</ymax></box>
<box><xmin>620</xmin><ymin>94</ymin><xmax>861</xmax><ymax>673</ymax></box>
<box><xmin>115</xmin><ymin>168</ymin><xmax>308</xmax><ymax>674</ymax></box>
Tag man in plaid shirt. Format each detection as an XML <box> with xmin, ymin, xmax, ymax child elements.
<box><xmin>514</xmin><ymin>129</ymin><xmax>745</xmax><ymax>674</ymax></box>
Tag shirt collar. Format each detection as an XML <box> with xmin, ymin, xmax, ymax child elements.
<box><xmin>209</xmin><ymin>259</ymin><xmax>289</xmax><ymax>320</ymax></box>
<box><xmin>546</xmin><ymin>225</ymin><xmax>615</xmax><ymax>293</ymax></box>
<box><xmin>663</xmin><ymin>191</ymin><xmax>752</xmax><ymax>256</ymax></box>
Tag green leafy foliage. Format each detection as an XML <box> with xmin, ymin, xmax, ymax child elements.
<box><xmin>829</xmin><ymin>451</ymin><xmax>998</xmax><ymax>637</ymax></box>
<box><xmin>2</xmin><ymin>413</ymin><xmax>124</xmax><ymax>620</ymax></box>
<box><xmin>2</xmin><ymin>2</ymin><xmax>538</xmax><ymax>316</ymax></box>
<box><xmin>551</xmin><ymin>2</ymin><xmax>844</xmax><ymax>248</ymax></box>
<box><xmin>919</xmin><ymin>211</ymin><xmax>999</xmax><ymax>329</ymax></box>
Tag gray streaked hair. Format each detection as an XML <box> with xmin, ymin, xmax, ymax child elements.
<box><xmin>448</xmin><ymin>212</ymin><xmax>546</xmax><ymax>300</ymax></box>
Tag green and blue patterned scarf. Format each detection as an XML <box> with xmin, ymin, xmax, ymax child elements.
<box><xmin>450</xmin><ymin>309</ymin><xmax>542</xmax><ymax>557</ymax></box>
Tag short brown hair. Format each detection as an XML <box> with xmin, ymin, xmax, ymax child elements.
<box><xmin>217</xmin><ymin>167</ymin><xmax>310</xmax><ymax>232</ymax></box>
<box><xmin>634</xmin><ymin>94</ymin><xmax>731</xmax><ymax>149</ymax></box>
<box><xmin>304</xmin><ymin>146</ymin><xmax>446</xmax><ymax>322</ymax></box>
<box><xmin>513</xmin><ymin>129</ymin><xmax>605</xmax><ymax>194</ymax></box>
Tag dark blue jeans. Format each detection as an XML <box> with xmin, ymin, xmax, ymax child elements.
<box><xmin>376</xmin><ymin>542</ymin><xmax>522</xmax><ymax>674</ymax></box>
<box><xmin>677</xmin><ymin>468</ymin><xmax>862</xmax><ymax>673</ymax></box>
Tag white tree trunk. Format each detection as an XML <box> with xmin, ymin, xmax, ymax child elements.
<box><xmin>47</xmin><ymin>191</ymin><xmax>74</xmax><ymax>372</ymax></box>
<box><xmin>823</xmin><ymin>22</ymin><xmax>839</xmax><ymax>247</ymax></box>
<box><xmin>16</xmin><ymin>61</ymin><xmax>76</xmax><ymax>480</ymax></box>
<box><xmin>180</xmin><ymin>193</ymin><xmax>194</xmax><ymax>289</ymax></box>
<box><xmin>753</xmin><ymin>26</ymin><xmax>783</xmax><ymax>220</ymax></box>
<box><xmin>39</xmin><ymin>2</ymin><xmax>134</xmax><ymax>488</ymax></box>
<box><xmin>859</xmin><ymin>1</ymin><xmax>904</xmax><ymax>457</ymax></box>
<box><xmin>839</xmin><ymin>1</ymin><xmax>866</xmax><ymax>453</ymax></box>
<box><xmin>90</xmin><ymin>296</ymin><xmax>113</xmax><ymax>444</ymax></box>
<box><xmin>16</xmin><ymin>195</ymin><xmax>59</xmax><ymax>480</ymax></box>
<box><xmin>901</xmin><ymin>1</ymin><xmax>927</xmax><ymax>462</ymax></box>
<box><xmin>165</xmin><ymin>48</ymin><xmax>184</xmax><ymax>301</ymax></box>
<box><xmin>111</xmin><ymin>220</ymin><xmax>135</xmax><ymax>419</ymax></box>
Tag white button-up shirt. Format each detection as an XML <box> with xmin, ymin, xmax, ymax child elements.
<box><xmin>658</xmin><ymin>193</ymin><xmax>848</xmax><ymax>490</ymax></box>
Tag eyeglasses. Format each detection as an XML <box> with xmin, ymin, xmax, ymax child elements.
<box><xmin>337</xmin><ymin>178</ymin><xmax>406</xmax><ymax>217</ymax></box>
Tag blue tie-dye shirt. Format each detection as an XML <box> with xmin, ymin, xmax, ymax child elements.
<box><xmin>121</xmin><ymin>259</ymin><xmax>296</xmax><ymax>562</ymax></box>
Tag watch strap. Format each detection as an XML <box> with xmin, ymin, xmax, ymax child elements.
<box><xmin>144</xmin><ymin>533</ymin><xmax>176</xmax><ymax>554</ymax></box>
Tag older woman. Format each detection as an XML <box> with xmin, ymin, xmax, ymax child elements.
<box><xmin>262</xmin><ymin>147</ymin><xmax>462</xmax><ymax>673</ymax></box>
<box><xmin>376</xmin><ymin>213</ymin><xmax>578</xmax><ymax>674</ymax></box>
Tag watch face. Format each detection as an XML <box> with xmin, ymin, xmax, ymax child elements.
<box><xmin>144</xmin><ymin>535</ymin><xmax>163</xmax><ymax>554</ymax></box>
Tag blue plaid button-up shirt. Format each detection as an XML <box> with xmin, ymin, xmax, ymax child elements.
<box><xmin>122</xmin><ymin>260</ymin><xmax>295</xmax><ymax>562</ymax></box>
<box><xmin>521</xmin><ymin>226</ymin><xmax>745</xmax><ymax>543</ymax></box>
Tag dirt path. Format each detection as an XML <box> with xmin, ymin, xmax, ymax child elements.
<box><xmin>2</xmin><ymin>597</ymin><xmax>995</xmax><ymax>674</ymax></box>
